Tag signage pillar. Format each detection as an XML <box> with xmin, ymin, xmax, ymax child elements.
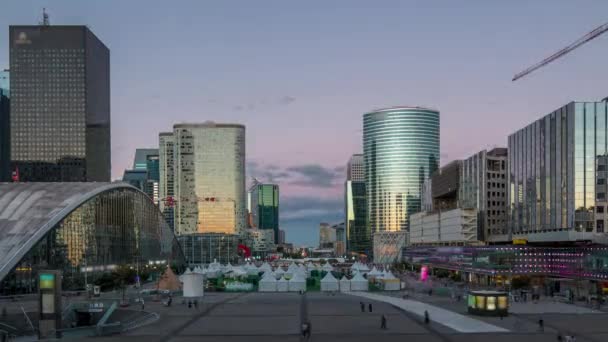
<box><xmin>38</xmin><ymin>270</ymin><xmax>62</xmax><ymax>339</ymax></box>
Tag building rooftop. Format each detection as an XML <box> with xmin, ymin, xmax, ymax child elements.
<box><xmin>366</xmin><ymin>106</ymin><xmax>439</xmax><ymax>114</ymax></box>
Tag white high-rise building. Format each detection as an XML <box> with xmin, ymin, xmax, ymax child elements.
<box><xmin>173</xmin><ymin>122</ymin><xmax>246</xmax><ymax>236</ymax></box>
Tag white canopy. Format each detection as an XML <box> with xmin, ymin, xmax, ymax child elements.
<box><xmin>350</xmin><ymin>271</ymin><xmax>369</xmax><ymax>291</ymax></box>
<box><xmin>368</xmin><ymin>266</ymin><xmax>381</xmax><ymax>277</ymax></box>
<box><xmin>259</xmin><ymin>262</ymin><xmax>272</xmax><ymax>274</ymax></box>
<box><xmin>382</xmin><ymin>270</ymin><xmax>400</xmax><ymax>291</ymax></box>
<box><xmin>258</xmin><ymin>271</ymin><xmax>277</xmax><ymax>292</ymax></box>
<box><xmin>358</xmin><ymin>263</ymin><xmax>370</xmax><ymax>272</ymax></box>
<box><xmin>322</xmin><ymin>263</ymin><xmax>334</xmax><ymax>272</ymax></box>
<box><xmin>277</xmin><ymin>276</ymin><xmax>289</xmax><ymax>292</ymax></box>
<box><xmin>339</xmin><ymin>276</ymin><xmax>351</xmax><ymax>292</ymax></box>
<box><xmin>274</xmin><ymin>267</ymin><xmax>285</xmax><ymax>278</ymax></box>
<box><xmin>288</xmin><ymin>273</ymin><xmax>306</xmax><ymax>292</ymax></box>
<box><xmin>320</xmin><ymin>272</ymin><xmax>339</xmax><ymax>292</ymax></box>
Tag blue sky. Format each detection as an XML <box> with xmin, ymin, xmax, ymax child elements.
<box><xmin>2</xmin><ymin>1</ymin><xmax>608</xmax><ymax>246</ymax></box>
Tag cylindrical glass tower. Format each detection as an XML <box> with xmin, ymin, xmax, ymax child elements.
<box><xmin>363</xmin><ymin>106</ymin><xmax>440</xmax><ymax>233</ymax></box>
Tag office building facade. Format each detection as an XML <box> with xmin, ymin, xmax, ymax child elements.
<box><xmin>508</xmin><ymin>101</ymin><xmax>608</xmax><ymax>242</ymax></box>
<box><xmin>248</xmin><ymin>182</ymin><xmax>280</xmax><ymax>243</ymax></box>
<box><xmin>9</xmin><ymin>25</ymin><xmax>110</xmax><ymax>182</ymax></box>
<box><xmin>173</xmin><ymin>122</ymin><xmax>246</xmax><ymax>236</ymax></box>
<box><xmin>345</xmin><ymin>154</ymin><xmax>369</xmax><ymax>255</ymax></box>
<box><xmin>159</xmin><ymin>132</ymin><xmax>175</xmax><ymax>230</ymax></box>
<box><xmin>363</xmin><ymin>107</ymin><xmax>440</xmax><ymax>233</ymax></box>
<box><xmin>460</xmin><ymin>148</ymin><xmax>508</xmax><ymax>241</ymax></box>
<box><xmin>0</xmin><ymin>70</ymin><xmax>9</xmax><ymax>182</ymax></box>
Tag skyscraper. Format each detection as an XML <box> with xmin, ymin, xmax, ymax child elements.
<box><xmin>9</xmin><ymin>25</ymin><xmax>110</xmax><ymax>181</ymax></box>
<box><xmin>508</xmin><ymin>101</ymin><xmax>608</xmax><ymax>242</ymax></box>
<box><xmin>173</xmin><ymin>122</ymin><xmax>246</xmax><ymax>236</ymax></box>
<box><xmin>248</xmin><ymin>181</ymin><xmax>280</xmax><ymax>243</ymax></box>
<box><xmin>122</xmin><ymin>148</ymin><xmax>159</xmax><ymax>203</ymax></box>
<box><xmin>363</xmin><ymin>106</ymin><xmax>440</xmax><ymax>233</ymax></box>
<box><xmin>345</xmin><ymin>154</ymin><xmax>370</xmax><ymax>254</ymax></box>
<box><xmin>159</xmin><ymin>132</ymin><xmax>175</xmax><ymax>230</ymax></box>
<box><xmin>0</xmin><ymin>70</ymin><xmax>9</xmax><ymax>182</ymax></box>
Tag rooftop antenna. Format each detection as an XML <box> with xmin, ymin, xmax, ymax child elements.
<box><xmin>40</xmin><ymin>8</ymin><xmax>50</xmax><ymax>26</ymax></box>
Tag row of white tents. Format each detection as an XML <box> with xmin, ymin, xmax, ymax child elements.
<box><xmin>320</xmin><ymin>271</ymin><xmax>369</xmax><ymax>292</ymax></box>
<box><xmin>259</xmin><ymin>271</ymin><xmax>306</xmax><ymax>292</ymax></box>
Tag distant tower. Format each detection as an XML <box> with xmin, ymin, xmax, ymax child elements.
<box><xmin>40</xmin><ymin>8</ymin><xmax>50</xmax><ymax>26</ymax></box>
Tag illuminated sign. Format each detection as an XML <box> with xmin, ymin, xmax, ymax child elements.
<box><xmin>15</xmin><ymin>32</ymin><xmax>32</xmax><ymax>45</ymax></box>
<box><xmin>513</xmin><ymin>239</ymin><xmax>527</xmax><ymax>245</ymax></box>
<box><xmin>39</xmin><ymin>274</ymin><xmax>55</xmax><ymax>289</ymax></box>
<box><xmin>420</xmin><ymin>266</ymin><xmax>429</xmax><ymax>281</ymax></box>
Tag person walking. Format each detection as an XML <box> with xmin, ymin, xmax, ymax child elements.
<box><xmin>381</xmin><ymin>314</ymin><xmax>387</xmax><ymax>330</ymax></box>
<box><xmin>424</xmin><ymin>310</ymin><xmax>430</xmax><ymax>324</ymax></box>
<box><xmin>141</xmin><ymin>298</ymin><xmax>145</xmax><ymax>311</ymax></box>
<box><xmin>368</xmin><ymin>303</ymin><xmax>373</xmax><ymax>312</ymax></box>
<box><xmin>538</xmin><ymin>318</ymin><xmax>544</xmax><ymax>332</ymax></box>
<box><xmin>360</xmin><ymin>302</ymin><xmax>365</xmax><ymax>312</ymax></box>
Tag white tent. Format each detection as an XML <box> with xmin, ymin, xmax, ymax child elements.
<box><xmin>322</xmin><ymin>263</ymin><xmax>334</xmax><ymax>272</ymax></box>
<box><xmin>274</xmin><ymin>267</ymin><xmax>285</xmax><ymax>279</ymax></box>
<box><xmin>181</xmin><ymin>269</ymin><xmax>204</xmax><ymax>297</ymax></box>
<box><xmin>245</xmin><ymin>263</ymin><xmax>260</xmax><ymax>276</ymax></box>
<box><xmin>367</xmin><ymin>266</ymin><xmax>382</xmax><ymax>278</ymax></box>
<box><xmin>277</xmin><ymin>276</ymin><xmax>289</xmax><ymax>292</ymax></box>
<box><xmin>350</xmin><ymin>271</ymin><xmax>369</xmax><ymax>291</ymax></box>
<box><xmin>339</xmin><ymin>276</ymin><xmax>351</xmax><ymax>292</ymax></box>
<box><xmin>258</xmin><ymin>272</ymin><xmax>277</xmax><ymax>292</ymax></box>
<box><xmin>382</xmin><ymin>270</ymin><xmax>400</xmax><ymax>291</ymax></box>
<box><xmin>259</xmin><ymin>262</ymin><xmax>272</xmax><ymax>274</ymax></box>
<box><xmin>288</xmin><ymin>272</ymin><xmax>306</xmax><ymax>292</ymax></box>
<box><xmin>358</xmin><ymin>263</ymin><xmax>370</xmax><ymax>273</ymax></box>
<box><xmin>320</xmin><ymin>272</ymin><xmax>339</xmax><ymax>292</ymax></box>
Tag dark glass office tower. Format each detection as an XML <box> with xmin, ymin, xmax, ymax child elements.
<box><xmin>0</xmin><ymin>70</ymin><xmax>9</xmax><ymax>182</ymax></box>
<box><xmin>9</xmin><ymin>25</ymin><xmax>110</xmax><ymax>182</ymax></box>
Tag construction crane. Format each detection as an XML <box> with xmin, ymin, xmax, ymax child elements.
<box><xmin>512</xmin><ymin>22</ymin><xmax>608</xmax><ymax>81</ymax></box>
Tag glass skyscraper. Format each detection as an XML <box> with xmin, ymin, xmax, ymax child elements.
<box><xmin>173</xmin><ymin>122</ymin><xmax>246</xmax><ymax>236</ymax></box>
<box><xmin>363</xmin><ymin>107</ymin><xmax>440</xmax><ymax>233</ymax></box>
<box><xmin>345</xmin><ymin>154</ymin><xmax>370</xmax><ymax>254</ymax></box>
<box><xmin>9</xmin><ymin>25</ymin><xmax>110</xmax><ymax>182</ymax></box>
<box><xmin>248</xmin><ymin>183</ymin><xmax>279</xmax><ymax>243</ymax></box>
<box><xmin>508</xmin><ymin>101</ymin><xmax>608</xmax><ymax>239</ymax></box>
<box><xmin>0</xmin><ymin>70</ymin><xmax>9</xmax><ymax>182</ymax></box>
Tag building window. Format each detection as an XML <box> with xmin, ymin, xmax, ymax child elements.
<box><xmin>598</xmin><ymin>178</ymin><xmax>605</xmax><ymax>185</ymax></box>
<box><xmin>597</xmin><ymin>206</ymin><xmax>604</xmax><ymax>214</ymax></box>
<box><xmin>598</xmin><ymin>193</ymin><xmax>606</xmax><ymax>201</ymax></box>
<box><xmin>597</xmin><ymin>220</ymin><xmax>604</xmax><ymax>233</ymax></box>
<box><xmin>599</xmin><ymin>165</ymin><xmax>606</xmax><ymax>172</ymax></box>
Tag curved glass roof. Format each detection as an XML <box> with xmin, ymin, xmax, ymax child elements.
<box><xmin>0</xmin><ymin>182</ymin><xmax>139</xmax><ymax>281</ymax></box>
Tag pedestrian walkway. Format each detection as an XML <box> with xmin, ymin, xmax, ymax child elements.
<box><xmin>349</xmin><ymin>292</ymin><xmax>509</xmax><ymax>333</ymax></box>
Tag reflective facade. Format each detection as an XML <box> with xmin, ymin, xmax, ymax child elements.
<box><xmin>248</xmin><ymin>183</ymin><xmax>279</xmax><ymax>243</ymax></box>
<box><xmin>174</xmin><ymin>123</ymin><xmax>246</xmax><ymax>235</ymax></box>
<box><xmin>346</xmin><ymin>180</ymin><xmax>369</xmax><ymax>254</ymax></box>
<box><xmin>508</xmin><ymin>102</ymin><xmax>608</xmax><ymax>238</ymax></box>
<box><xmin>0</xmin><ymin>70</ymin><xmax>9</xmax><ymax>182</ymax></box>
<box><xmin>363</xmin><ymin>107</ymin><xmax>439</xmax><ymax>233</ymax></box>
<box><xmin>0</xmin><ymin>183</ymin><xmax>185</xmax><ymax>295</ymax></box>
<box><xmin>9</xmin><ymin>26</ymin><xmax>110</xmax><ymax>182</ymax></box>
<box><xmin>178</xmin><ymin>233</ymin><xmax>239</xmax><ymax>265</ymax></box>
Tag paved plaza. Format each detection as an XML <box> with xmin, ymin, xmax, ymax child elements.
<box><xmin>59</xmin><ymin>291</ymin><xmax>608</xmax><ymax>342</ymax></box>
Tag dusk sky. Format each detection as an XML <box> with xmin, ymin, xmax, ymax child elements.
<box><xmin>2</xmin><ymin>1</ymin><xmax>608</xmax><ymax>246</ymax></box>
